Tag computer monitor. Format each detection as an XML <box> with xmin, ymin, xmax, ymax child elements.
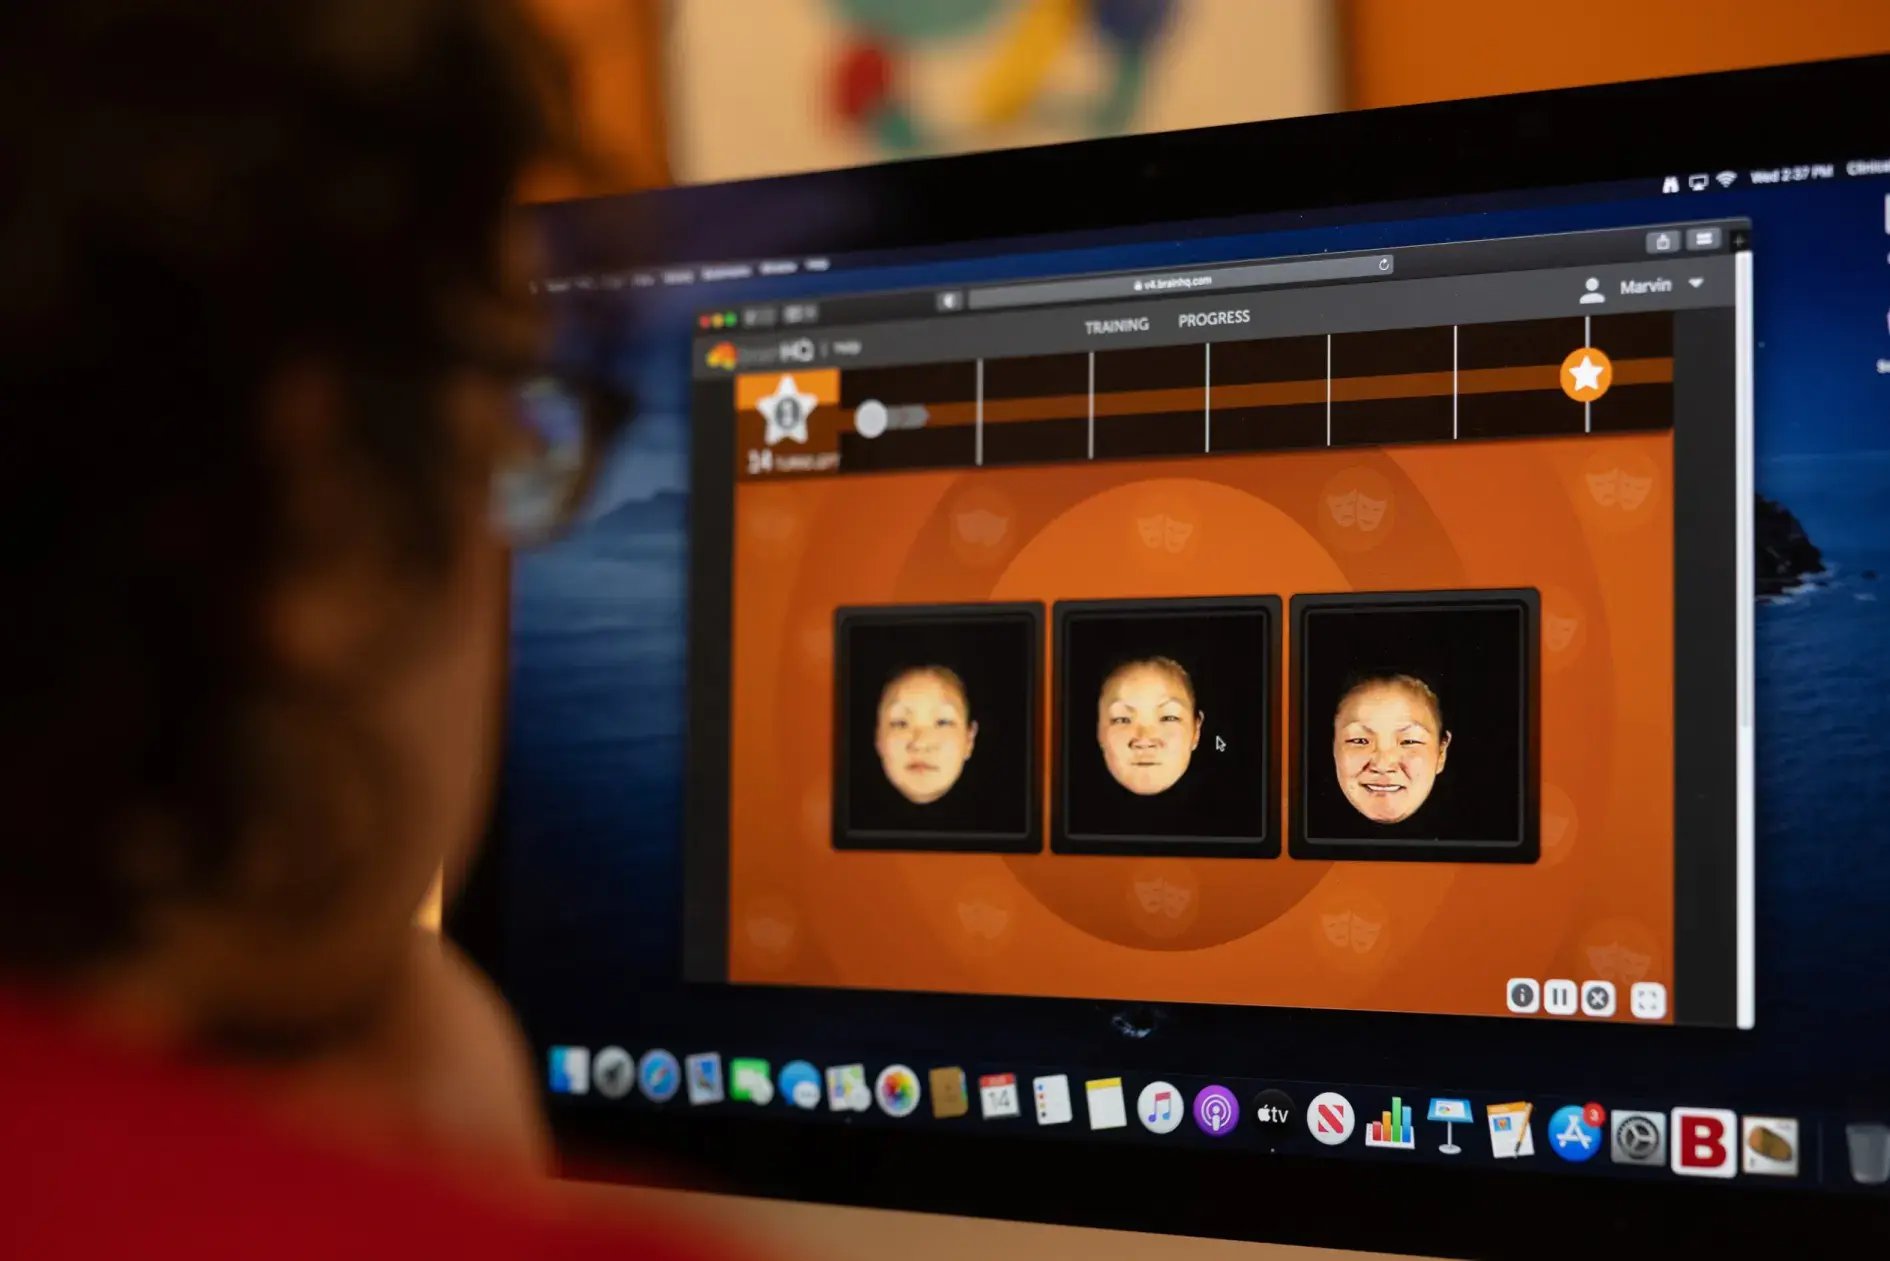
<box><xmin>452</xmin><ymin>55</ymin><xmax>1890</xmax><ymax>1253</ymax></box>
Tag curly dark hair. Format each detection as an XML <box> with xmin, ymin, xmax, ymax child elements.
<box><xmin>0</xmin><ymin>0</ymin><xmax>570</xmax><ymax>975</ymax></box>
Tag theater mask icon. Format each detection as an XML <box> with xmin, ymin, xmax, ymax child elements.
<box><xmin>954</xmin><ymin>507</ymin><xmax>1010</xmax><ymax>548</ymax></box>
<box><xmin>1543</xmin><ymin>808</ymin><xmax>1572</xmax><ymax>853</ymax></box>
<box><xmin>956</xmin><ymin>898</ymin><xmax>1010</xmax><ymax>940</ymax></box>
<box><xmin>1585</xmin><ymin>467</ymin><xmax>1655</xmax><ymax>511</ymax></box>
<box><xmin>1585</xmin><ymin>940</ymin><xmax>1652</xmax><ymax>983</ymax></box>
<box><xmin>1545</xmin><ymin>614</ymin><xmax>1580</xmax><ymax>653</ymax></box>
<box><xmin>1134</xmin><ymin>877</ymin><xmax>1193</xmax><ymax>920</ymax></box>
<box><xmin>1136</xmin><ymin>512</ymin><xmax>1195</xmax><ymax>554</ymax></box>
<box><xmin>746</xmin><ymin>912</ymin><xmax>794</xmax><ymax>955</ymax></box>
<box><xmin>1326</xmin><ymin>488</ymin><xmax>1389</xmax><ymax>532</ymax></box>
<box><xmin>1617</xmin><ymin>472</ymin><xmax>1653</xmax><ymax>510</ymax></box>
<box><xmin>1322</xmin><ymin>909</ymin><xmax>1384</xmax><ymax>955</ymax></box>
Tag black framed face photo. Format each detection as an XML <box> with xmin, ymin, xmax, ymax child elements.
<box><xmin>833</xmin><ymin>603</ymin><xmax>1042</xmax><ymax>853</ymax></box>
<box><xmin>1053</xmin><ymin>596</ymin><xmax>1280</xmax><ymax>857</ymax></box>
<box><xmin>1290</xmin><ymin>589</ymin><xmax>1538</xmax><ymax>863</ymax></box>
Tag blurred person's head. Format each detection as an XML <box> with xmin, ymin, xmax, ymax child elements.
<box><xmin>0</xmin><ymin>0</ymin><xmax>574</xmax><ymax>1054</ymax></box>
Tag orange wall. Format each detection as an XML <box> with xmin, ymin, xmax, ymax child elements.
<box><xmin>522</xmin><ymin>0</ymin><xmax>669</xmax><ymax>198</ymax></box>
<box><xmin>521</xmin><ymin>1</ymin><xmax>1890</xmax><ymax>196</ymax></box>
<box><xmin>1341</xmin><ymin>0</ymin><xmax>1890</xmax><ymax>108</ymax></box>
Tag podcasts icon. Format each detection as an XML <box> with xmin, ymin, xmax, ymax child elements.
<box><xmin>1193</xmin><ymin>1084</ymin><xmax>1240</xmax><ymax>1138</ymax></box>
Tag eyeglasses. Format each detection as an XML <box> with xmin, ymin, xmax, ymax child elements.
<box><xmin>442</xmin><ymin>286</ymin><xmax>640</xmax><ymax>547</ymax></box>
<box><xmin>491</xmin><ymin>369</ymin><xmax>633</xmax><ymax>545</ymax></box>
<box><xmin>473</xmin><ymin>299</ymin><xmax>636</xmax><ymax>547</ymax></box>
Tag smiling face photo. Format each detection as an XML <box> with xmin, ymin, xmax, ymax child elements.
<box><xmin>1097</xmin><ymin>657</ymin><xmax>1202</xmax><ymax>797</ymax></box>
<box><xmin>1290</xmin><ymin>591</ymin><xmax>1537</xmax><ymax>864</ymax></box>
<box><xmin>1332</xmin><ymin>674</ymin><xmax>1450</xmax><ymax>824</ymax></box>
<box><xmin>875</xmin><ymin>666</ymin><xmax>978</xmax><ymax>804</ymax></box>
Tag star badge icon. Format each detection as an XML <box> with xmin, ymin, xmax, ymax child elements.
<box><xmin>1560</xmin><ymin>346</ymin><xmax>1614</xmax><ymax>402</ymax></box>
<box><xmin>757</xmin><ymin>375</ymin><xmax>817</xmax><ymax>445</ymax></box>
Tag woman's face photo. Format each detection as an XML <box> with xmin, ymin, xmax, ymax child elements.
<box><xmin>1097</xmin><ymin>660</ymin><xmax>1202</xmax><ymax>796</ymax></box>
<box><xmin>1332</xmin><ymin>679</ymin><xmax>1450</xmax><ymax>824</ymax></box>
<box><xmin>874</xmin><ymin>668</ymin><xmax>977</xmax><ymax>804</ymax></box>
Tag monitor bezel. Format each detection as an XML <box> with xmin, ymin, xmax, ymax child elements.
<box><xmin>452</xmin><ymin>53</ymin><xmax>1890</xmax><ymax>1254</ymax></box>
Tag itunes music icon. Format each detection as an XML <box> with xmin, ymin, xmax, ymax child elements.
<box><xmin>1139</xmin><ymin>1080</ymin><xmax>1183</xmax><ymax>1134</ymax></box>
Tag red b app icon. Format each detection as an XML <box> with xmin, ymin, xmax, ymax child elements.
<box><xmin>1669</xmin><ymin>1108</ymin><xmax>1738</xmax><ymax>1177</ymax></box>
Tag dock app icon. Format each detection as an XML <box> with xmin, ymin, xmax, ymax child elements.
<box><xmin>1610</xmin><ymin>1110</ymin><xmax>1667</xmax><ymax>1166</ymax></box>
<box><xmin>685</xmin><ymin>1052</ymin><xmax>724</xmax><ymax>1105</ymax></box>
<box><xmin>1487</xmin><ymin>1102</ymin><xmax>1535</xmax><ymax>1158</ymax></box>
<box><xmin>1670</xmin><ymin>1108</ymin><xmax>1738</xmax><ymax>1177</ymax></box>
<box><xmin>929</xmin><ymin>1067</ymin><xmax>970</xmax><ymax>1119</ymax></box>
<box><xmin>547</xmin><ymin>1046</ymin><xmax>589</xmax><ymax>1097</ymax></box>
<box><xmin>1307</xmin><ymin>1091</ymin><xmax>1355</xmax><ymax>1146</ymax></box>
<box><xmin>1085</xmin><ymin>1078</ymin><xmax>1128</xmax><ymax>1130</ymax></box>
<box><xmin>826</xmin><ymin>1063</ymin><xmax>871</xmax><ymax>1113</ymax></box>
<box><xmin>979</xmin><ymin>1073</ymin><xmax>1021</xmax><ymax>1120</ymax></box>
<box><xmin>1034</xmin><ymin>1074</ymin><xmax>1073</xmax><ymax>1126</ymax></box>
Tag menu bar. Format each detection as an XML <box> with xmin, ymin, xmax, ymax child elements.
<box><xmin>697</xmin><ymin>255</ymin><xmax>1735</xmax><ymax>379</ymax></box>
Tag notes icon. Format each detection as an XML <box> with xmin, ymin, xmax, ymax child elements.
<box><xmin>1085</xmin><ymin>1077</ymin><xmax>1127</xmax><ymax>1131</ymax></box>
<box><xmin>1138</xmin><ymin>1080</ymin><xmax>1184</xmax><ymax>1134</ymax></box>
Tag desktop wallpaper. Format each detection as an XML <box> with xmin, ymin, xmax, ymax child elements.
<box><xmin>498</xmin><ymin>176</ymin><xmax>1890</xmax><ymax>1112</ymax></box>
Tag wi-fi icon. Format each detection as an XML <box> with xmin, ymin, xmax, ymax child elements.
<box><xmin>1714</xmin><ymin>170</ymin><xmax>1738</xmax><ymax>188</ymax></box>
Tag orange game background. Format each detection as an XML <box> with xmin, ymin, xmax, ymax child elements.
<box><xmin>726</xmin><ymin>433</ymin><xmax>1673</xmax><ymax>1020</ymax></box>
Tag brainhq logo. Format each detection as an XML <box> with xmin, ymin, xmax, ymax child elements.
<box><xmin>1671</xmin><ymin>1108</ymin><xmax>1738</xmax><ymax>1177</ymax></box>
<box><xmin>704</xmin><ymin>341</ymin><xmax>737</xmax><ymax>371</ymax></box>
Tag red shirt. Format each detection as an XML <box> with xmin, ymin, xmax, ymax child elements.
<box><xmin>0</xmin><ymin>995</ymin><xmax>721</xmax><ymax>1261</ymax></box>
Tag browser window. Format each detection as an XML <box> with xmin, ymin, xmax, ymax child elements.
<box><xmin>682</xmin><ymin>223</ymin><xmax>1754</xmax><ymax>1029</ymax></box>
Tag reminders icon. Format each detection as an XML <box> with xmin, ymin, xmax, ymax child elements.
<box><xmin>1034</xmin><ymin>1074</ymin><xmax>1073</xmax><ymax>1126</ymax></box>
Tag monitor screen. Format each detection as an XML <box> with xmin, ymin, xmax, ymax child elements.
<box><xmin>466</xmin><ymin>56</ymin><xmax>1890</xmax><ymax>1252</ymax></box>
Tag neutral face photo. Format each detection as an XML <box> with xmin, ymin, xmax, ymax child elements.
<box><xmin>1096</xmin><ymin>657</ymin><xmax>1202</xmax><ymax>796</ymax></box>
<box><xmin>1053</xmin><ymin>597</ymin><xmax>1279</xmax><ymax>857</ymax></box>
<box><xmin>834</xmin><ymin>603</ymin><xmax>1042</xmax><ymax>853</ymax></box>
<box><xmin>875</xmin><ymin>666</ymin><xmax>979</xmax><ymax>804</ymax></box>
<box><xmin>1332</xmin><ymin>674</ymin><xmax>1451</xmax><ymax>824</ymax></box>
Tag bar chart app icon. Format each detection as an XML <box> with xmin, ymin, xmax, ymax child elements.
<box><xmin>1365</xmin><ymin>1096</ymin><xmax>1416</xmax><ymax>1149</ymax></box>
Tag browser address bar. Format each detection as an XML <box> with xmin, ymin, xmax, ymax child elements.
<box><xmin>965</xmin><ymin>253</ymin><xmax>1395</xmax><ymax>312</ymax></box>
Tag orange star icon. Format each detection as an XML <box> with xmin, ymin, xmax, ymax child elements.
<box><xmin>1561</xmin><ymin>346</ymin><xmax>1613</xmax><ymax>402</ymax></box>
